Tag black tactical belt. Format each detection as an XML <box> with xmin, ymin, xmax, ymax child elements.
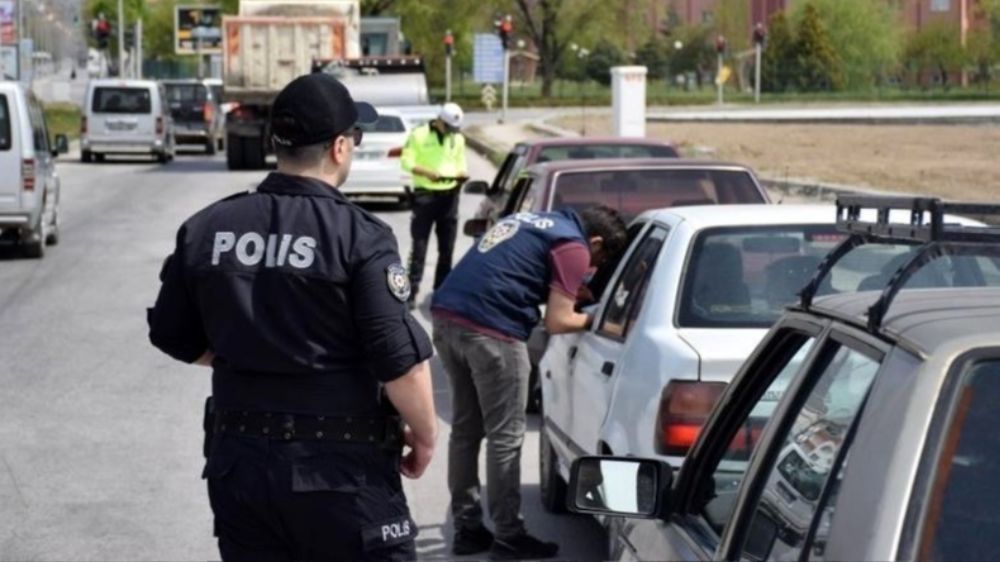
<box><xmin>413</xmin><ymin>188</ymin><xmax>457</xmax><ymax>196</ymax></box>
<box><xmin>214</xmin><ymin>411</ymin><xmax>403</xmax><ymax>444</ymax></box>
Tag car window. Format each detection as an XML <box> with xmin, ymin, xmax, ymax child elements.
<box><xmin>677</xmin><ymin>226</ymin><xmax>844</xmax><ymax>329</ymax></box>
<box><xmin>740</xmin><ymin>343</ymin><xmax>881</xmax><ymax>562</ymax></box>
<box><xmin>358</xmin><ymin>115</ymin><xmax>405</xmax><ymax>133</ymax></box>
<box><xmin>597</xmin><ymin>226</ymin><xmax>668</xmax><ymax>339</ymax></box>
<box><xmin>698</xmin><ymin>333</ymin><xmax>817</xmax><ymax>536</ymax></box>
<box><xmin>550</xmin><ymin>169</ymin><xmax>764</xmax><ymax>222</ymax></box>
<box><xmin>0</xmin><ymin>95</ymin><xmax>11</xmax><ymax>151</ymax></box>
<box><xmin>584</xmin><ymin>222</ymin><xmax>647</xmax><ymax>306</ymax></box>
<box><xmin>492</xmin><ymin>146</ymin><xmax>528</xmax><ymax>194</ymax></box>
<box><xmin>92</xmin><ymin>87</ymin><xmax>152</xmax><ymax>114</ymax></box>
<box><xmin>501</xmin><ymin>177</ymin><xmax>533</xmax><ymax>217</ymax></box>
<box><xmin>27</xmin><ymin>98</ymin><xmax>49</xmax><ymax>154</ymax></box>
<box><xmin>832</xmin><ymin>244</ymin><xmax>1000</xmax><ymax>293</ymax></box>
<box><xmin>536</xmin><ymin>143</ymin><xmax>678</xmax><ymax>161</ymax></box>
<box><xmin>164</xmin><ymin>84</ymin><xmax>208</xmax><ymax>103</ymax></box>
<box><xmin>921</xmin><ymin>358</ymin><xmax>1000</xmax><ymax>562</ymax></box>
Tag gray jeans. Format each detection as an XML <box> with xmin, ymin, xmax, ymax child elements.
<box><xmin>432</xmin><ymin>317</ymin><xmax>530</xmax><ymax>539</ymax></box>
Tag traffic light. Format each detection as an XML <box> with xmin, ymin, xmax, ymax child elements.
<box><xmin>752</xmin><ymin>23</ymin><xmax>766</xmax><ymax>47</ymax></box>
<box><xmin>94</xmin><ymin>14</ymin><xmax>111</xmax><ymax>50</ymax></box>
<box><xmin>444</xmin><ymin>30</ymin><xmax>454</xmax><ymax>57</ymax></box>
<box><xmin>715</xmin><ymin>35</ymin><xmax>726</xmax><ymax>55</ymax></box>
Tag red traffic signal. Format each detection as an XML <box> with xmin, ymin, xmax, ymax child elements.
<box><xmin>752</xmin><ymin>23</ymin><xmax>766</xmax><ymax>46</ymax></box>
<box><xmin>497</xmin><ymin>14</ymin><xmax>513</xmax><ymax>50</ymax></box>
<box><xmin>715</xmin><ymin>35</ymin><xmax>726</xmax><ymax>54</ymax></box>
<box><xmin>444</xmin><ymin>30</ymin><xmax>454</xmax><ymax>56</ymax></box>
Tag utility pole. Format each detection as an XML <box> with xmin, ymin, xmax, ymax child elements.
<box><xmin>444</xmin><ymin>29</ymin><xmax>454</xmax><ymax>102</ymax></box>
<box><xmin>715</xmin><ymin>35</ymin><xmax>726</xmax><ymax>106</ymax></box>
<box><xmin>753</xmin><ymin>23</ymin><xmax>766</xmax><ymax>104</ymax></box>
<box><xmin>135</xmin><ymin>18</ymin><xmax>142</xmax><ymax>79</ymax></box>
<box><xmin>15</xmin><ymin>0</ymin><xmax>23</xmax><ymax>81</ymax></box>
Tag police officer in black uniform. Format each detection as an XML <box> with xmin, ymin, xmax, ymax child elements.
<box><xmin>147</xmin><ymin>73</ymin><xmax>438</xmax><ymax>561</ymax></box>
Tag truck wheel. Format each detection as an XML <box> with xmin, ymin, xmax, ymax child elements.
<box><xmin>242</xmin><ymin>135</ymin><xmax>265</xmax><ymax>169</ymax></box>
<box><xmin>539</xmin><ymin>419</ymin><xmax>567</xmax><ymax>513</ymax></box>
<box><xmin>157</xmin><ymin>150</ymin><xmax>169</xmax><ymax>164</ymax></box>
<box><xmin>226</xmin><ymin>134</ymin><xmax>245</xmax><ymax>170</ymax></box>
<box><xmin>22</xmin><ymin>215</ymin><xmax>45</xmax><ymax>259</ymax></box>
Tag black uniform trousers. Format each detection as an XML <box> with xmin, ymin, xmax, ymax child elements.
<box><xmin>408</xmin><ymin>188</ymin><xmax>460</xmax><ymax>297</ymax></box>
<box><xmin>204</xmin><ymin>434</ymin><xmax>417</xmax><ymax>561</ymax></box>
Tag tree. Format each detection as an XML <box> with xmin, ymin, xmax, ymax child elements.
<box><xmin>392</xmin><ymin>1</ymin><xmax>490</xmax><ymax>88</ymax></box>
<box><xmin>669</xmin><ymin>25</ymin><xmax>716</xmax><ymax>87</ymax></box>
<box><xmin>761</xmin><ymin>10</ymin><xmax>796</xmax><ymax>92</ymax></box>
<box><xmin>635</xmin><ymin>37</ymin><xmax>669</xmax><ymax>80</ymax></box>
<box><xmin>903</xmin><ymin>21</ymin><xmax>967</xmax><ymax>88</ymax></box>
<box><xmin>714</xmin><ymin>0</ymin><xmax>750</xmax><ymax>54</ymax></box>
<box><xmin>792</xmin><ymin>0</ymin><xmax>901</xmax><ymax>90</ymax></box>
<box><xmin>361</xmin><ymin>0</ymin><xmax>396</xmax><ymax>16</ymax></box>
<box><xmin>585</xmin><ymin>39</ymin><xmax>625</xmax><ymax>85</ymax></box>
<box><xmin>504</xmin><ymin>0</ymin><xmax>603</xmax><ymax>97</ymax></box>
<box><xmin>794</xmin><ymin>2</ymin><xmax>843</xmax><ymax>91</ymax></box>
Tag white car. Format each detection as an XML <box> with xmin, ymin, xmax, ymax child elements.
<box><xmin>81</xmin><ymin>79</ymin><xmax>175</xmax><ymax>163</ymax></box>
<box><xmin>338</xmin><ymin>108</ymin><xmax>412</xmax><ymax>204</ymax></box>
<box><xmin>539</xmin><ymin>203</ymin><xmax>983</xmax><ymax>515</ymax></box>
<box><xmin>0</xmin><ymin>80</ymin><xmax>66</xmax><ymax>257</ymax></box>
<box><xmin>538</xmin><ymin>204</ymin><xmax>867</xmax><ymax>513</ymax></box>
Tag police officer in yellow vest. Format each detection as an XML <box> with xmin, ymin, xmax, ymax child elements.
<box><xmin>400</xmin><ymin>102</ymin><xmax>468</xmax><ymax>309</ymax></box>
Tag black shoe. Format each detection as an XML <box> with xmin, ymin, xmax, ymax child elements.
<box><xmin>489</xmin><ymin>532</ymin><xmax>559</xmax><ymax>560</ymax></box>
<box><xmin>452</xmin><ymin>525</ymin><xmax>494</xmax><ymax>555</ymax></box>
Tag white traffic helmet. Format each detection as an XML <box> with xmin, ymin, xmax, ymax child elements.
<box><xmin>439</xmin><ymin>102</ymin><xmax>464</xmax><ymax>130</ymax></box>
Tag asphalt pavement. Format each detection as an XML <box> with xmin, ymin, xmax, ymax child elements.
<box><xmin>0</xmin><ymin>147</ymin><xmax>605</xmax><ymax>560</ymax></box>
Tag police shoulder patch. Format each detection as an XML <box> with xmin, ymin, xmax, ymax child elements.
<box><xmin>386</xmin><ymin>263</ymin><xmax>411</xmax><ymax>302</ymax></box>
<box><xmin>478</xmin><ymin>219</ymin><xmax>520</xmax><ymax>253</ymax></box>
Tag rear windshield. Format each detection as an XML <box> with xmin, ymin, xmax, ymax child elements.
<box><xmin>537</xmin><ymin>144</ymin><xmax>678</xmax><ymax>162</ymax></box>
<box><xmin>551</xmin><ymin>168</ymin><xmax>765</xmax><ymax>220</ymax></box>
<box><xmin>0</xmin><ymin>95</ymin><xmax>10</xmax><ymax>151</ymax></box>
<box><xmin>92</xmin><ymin>87</ymin><xmax>152</xmax><ymax>114</ymax></box>
<box><xmin>359</xmin><ymin>115</ymin><xmax>405</xmax><ymax>133</ymax></box>
<box><xmin>678</xmin><ymin>227</ymin><xmax>1000</xmax><ymax>328</ymax></box>
<box><xmin>164</xmin><ymin>84</ymin><xmax>208</xmax><ymax>104</ymax></box>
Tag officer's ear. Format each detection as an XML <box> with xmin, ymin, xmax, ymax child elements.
<box><xmin>588</xmin><ymin>236</ymin><xmax>605</xmax><ymax>265</ymax></box>
<box><xmin>329</xmin><ymin>135</ymin><xmax>351</xmax><ymax>165</ymax></box>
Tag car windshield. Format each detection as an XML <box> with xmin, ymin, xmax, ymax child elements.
<box><xmin>551</xmin><ymin>168</ymin><xmax>765</xmax><ymax>220</ymax></box>
<box><xmin>164</xmin><ymin>84</ymin><xmax>207</xmax><ymax>104</ymax></box>
<box><xmin>92</xmin><ymin>87</ymin><xmax>152</xmax><ymax>114</ymax></box>
<box><xmin>358</xmin><ymin>115</ymin><xmax>405</xmax><ymax>134</ymax></box>
<box><xmin>536</xmin><ymin>143</ymin><xmax>678</xmax><ymax>162</ymax></box>
<box><xmin>0</xmin><ymin>95</ymin><xmax>10</xmax><ymax>151</ymax></box>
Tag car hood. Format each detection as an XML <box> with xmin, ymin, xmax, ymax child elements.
<box><xmin>676</xmin><ymin>327</ymin><xmax>770</xmax><ymax>383</ymax></box>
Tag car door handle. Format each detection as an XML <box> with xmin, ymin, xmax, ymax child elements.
<box><xmin>601</xmin><ymin>361</ymin><xmax>615</xmax><ymax>376</ymax></box>
<box><xmin>569</xmin><ymin>346</ymin><xmax>577</xmax><ymax>359</ymax></box>
<box><xmin>545</xmin><ymin>370</ymin><xmax>552</xmax><ymax>379</ymax></box>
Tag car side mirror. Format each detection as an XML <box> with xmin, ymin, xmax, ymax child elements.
<box><xmin>463</xmin><ymin>180</ymin><xmax>489</xmax><ymax>195</ymax></box>
<box><xmin>568</xmin><ymin>456</ymin><xmax>673</xmax><ymax>519</ymax></box>
<box><xmin>53</xmin><ymin>134</ymin><xmax>69</xmax><ymax>156</ymax></box>
<box><xmin>464</xmin><ymin>218</ymin><xmax>490</xmax><ymax>238</ymax></box>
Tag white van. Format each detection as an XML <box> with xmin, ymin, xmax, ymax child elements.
<box><xmin>81</xmin><ymin>79</ymin><xmax>175</xmax><ymax>163</ymax></box>
<box><xmin>0</xmin><ymin>81</ymin><xmax>66</xmax><ymax>258</ymax></box>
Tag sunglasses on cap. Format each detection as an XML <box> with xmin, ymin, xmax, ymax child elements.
<box><xmin>339</xmin><ymin>126</ymin><xmax>363</xmax><ymax>147</ymax></box>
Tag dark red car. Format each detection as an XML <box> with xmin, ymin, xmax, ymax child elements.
<box><xmin>464</xmin><ymin>137</ymin><xmax>681</xmax><ymax>231</ymax></box>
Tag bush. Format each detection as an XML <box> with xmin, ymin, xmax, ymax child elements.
<box><xmin>795</xmin><ymin>3</ymin><xmax>844</xmax><ymax>91</ymax></box>
<box><xmin>585</xmin><ymin>40</ymin><xmax>626</xmax><ymax>86</ymax></box>
<box><xmin>43</xmin><ymin>103</ymin><xmax>82</xmax><ymax>142</ymax></box>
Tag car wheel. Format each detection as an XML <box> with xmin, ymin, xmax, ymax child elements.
<box><xmin>243</xmin><ymin>135</ymin><xmax>265</xmax><ymax>169</ymax></box>
<box><xmin>94</xmin><ymin>153</ymin><xmax>105</xmax><ymax>163</ymax></box>
<box><xmin>226</xmin><ymin>134</ymin><xmax>245</xmax><ymax>170</ymax></box>
<box><xmin>539</xmin><ymin>417</ymin><xmax>567</xmax><ymax>513</ymax></box>
<box><xmin>217</xmin><ymin>136</ymin><xmax>225</xmax><ymax>151</ymax></box>
<box><xmin>45</xmin><ymin>208</ymin><xmax>60</xmax><ymax>246</ymax></box>
<box><xmin>81</xmin><ymin>150</ymin><xmax>92</xmax><ymax>163</ymax></box>
<box><xmin>205</xmin><ymin>137</ymin><xmax>217</xmax><ymax>155</ymax></box>
<box><xmin>22</xmin><ymin>215</ymin><xmax>45</xmax><ymax>259</ymax></box>
<box><xmin>526</xmin><ymin>364</ymin><xmax>541</xmax><ymax>414</ymax></box>
<box><xmin>157</xmin><ymin>151</ymin><xmax>169</xmax><ymax>164</ymax></box>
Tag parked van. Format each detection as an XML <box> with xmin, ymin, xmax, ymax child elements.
<box><xmin>81</xmin><ymin>79</ymin><xmax>175</xmax><ymax>163</ymax></box>
<box><xmin>0</xmin><ymin>81</ymin><xmax>67</xmax><ymax>258</ymax></box>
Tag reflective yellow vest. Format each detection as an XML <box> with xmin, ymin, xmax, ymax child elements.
<box><xmin>400</xmin><ymin>123</ymin><xmax>467</xmax><ymax>191</ymax></box>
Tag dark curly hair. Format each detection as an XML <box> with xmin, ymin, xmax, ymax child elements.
<box><xmin>579</xmin><ymin>205</ymin><xmax>628</xmax><ymax>258</ymax></box>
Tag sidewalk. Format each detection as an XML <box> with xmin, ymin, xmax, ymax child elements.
<box><xmin>463</xmin><ymin>121</ymin><xmax>880</xmax><ymax>204</ymax></box>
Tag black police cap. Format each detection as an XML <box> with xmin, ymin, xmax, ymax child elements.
<box><xmin>270</xmin><ymin>73</ymin><xmax>378</xmax><ymax>148</ymax></box>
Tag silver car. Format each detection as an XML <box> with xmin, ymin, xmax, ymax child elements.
<box><xmin>567</xmin><ymin>196</ymin><xmax>1000</xmax><ymax>561</ymax></box>
<box><xmin>81</xmin><ymin>79</ymin><xmax>175</xmax><ymax>163</ymax></box>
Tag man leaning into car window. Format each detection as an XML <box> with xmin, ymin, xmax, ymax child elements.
<box><xmin>430</xmin><ymin>206</ymin><xmax>627</xmax><ymax>559</ymax></box>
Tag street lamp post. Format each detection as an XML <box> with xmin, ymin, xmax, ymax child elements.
<box><xmin>117</xmin><ymin>0</ymin><xmax>124</xmax><ymax>78</ymax></box>
<box><xmin>570</xmin><ymin>43</ymin><xmax>590</xmax><ymax>136</ymax></box>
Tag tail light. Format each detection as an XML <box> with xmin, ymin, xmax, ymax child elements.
<box><xmin>155</xmin><ymin>116</ymin><xmax>164</xmax><ymax>135</ymax></box>
<box><xmin>21</xmin><ymin>159</ymin><xmax>36</xmax><ymax>192</ymax></box>
<box><xmin>203</xmin><ymin>103</ymin><xmax>215</xmax><ymax>125</ymax></box>
<box><xmin>231</xmin><ymin>105</ymin><xmax>253</xmax><ymax>121</ymax></box>
<box><xmin>654</xmin><ymin>381</ymin><xmax>726</xmax><ymax>456</ymax></box>
<box><xmin>387</xmin><ymin>147</ymin><xmax>402</xmax><ymax>158</ymax></box>
<box><xmin>80</xmin><ymin>116</ymin><xmax>88</xmax><ymax>135</ymax></box>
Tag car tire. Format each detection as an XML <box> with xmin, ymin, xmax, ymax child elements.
<box><xmin>226</xmin><ymin>134</ymin><xmax>245</xmax><ymax>170</ymax></box>
<box><xmin>205</xmin><ymin>137</ymin><xmax>217</xmax><ymax>156</ymax></box>
<box><xmin>539</xmin><ymin>416</ymin><xmax>567</xmax><ymax>513</ymax></box>
<box><xmin>217</xmin><ymin>136</ymin><xmax>225</xmax><ymax>152</ymax></box>
<box><xmin>81</xmin><ymin>150</ymin><xmax>92</xmax><ymax>163</ymax></box>
<box><xmin>94</xmin><ymin>153</ymin><xmax>105</xmax><ymax>163</ymax></box>
<box><xmin>22</xmin><ymin>215</ymin><xmax>45</xmax><ymax>259</ymax></box>
<box><xmin>45</xmin><ymin>209</ymin><xmax>59</xmax><ymax>246</ymax></box>
<box><xmin>157</xmin><ymin>150</ymin><xmax>169</xmax><ymax>164</ymax></box>
<box><xmin>243</xmin><ymin>135</ymin><xmax>265</xmax><ymax>169</ymax></box>
<box><xmin>526</xmin><ymin>364</ymin><xmax>542</xmax><ymax>414</ymax></box>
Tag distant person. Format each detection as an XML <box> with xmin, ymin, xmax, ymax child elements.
<box><xmin>431</xmin><ymin>205</ymin><xmax>627</xmax><ymax>559</ymax></box>
<box><xmin>399</xmin><ymin>102</ymin><xmax>468</xmax><ymax>309</ymax></box>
